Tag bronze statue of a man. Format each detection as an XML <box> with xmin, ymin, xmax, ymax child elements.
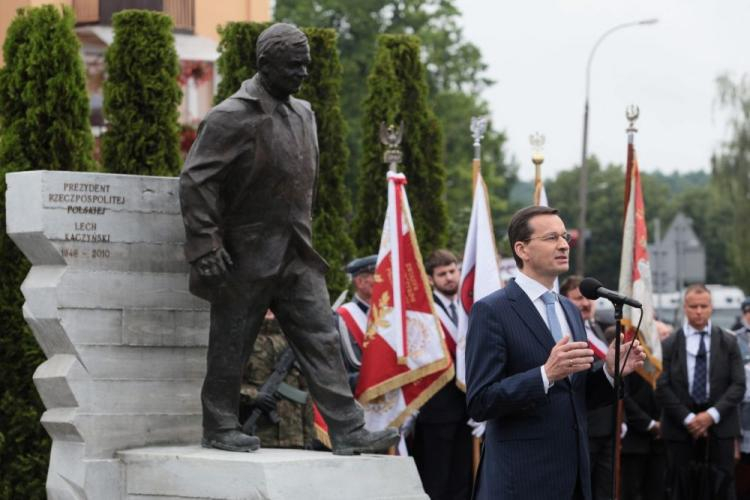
<box><xmin>179</xmin><ymin>23</ymin><xmax>398</xmax><ymax>454</ymax></box>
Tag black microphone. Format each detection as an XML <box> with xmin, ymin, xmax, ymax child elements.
<box><xmin>579</xmin><ymin>277</ymin><xmax>642</xmax><ymax>309</ymax></box>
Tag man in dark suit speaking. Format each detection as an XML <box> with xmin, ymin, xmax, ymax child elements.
<box><xmin>465</xmin><ymin>206</ymin><xmax>645</xmax><ymax>500</ymax></box>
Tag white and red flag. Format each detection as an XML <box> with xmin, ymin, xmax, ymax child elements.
<box><xmin>355</xmin><ymin>171</ymin><xmax>453</xmax><ymax>430</ymax></box>
<box><xmin>617</xmin><ymin>135</ymin><xmax>662</xmax><ymax>386</ymax></box>
<box><xmin>587</xmin><ymin>327</ymin><xmax>609</xmax><ymax>361</ymax></box>
<box><xmin>458</xmin><ymin>170</ymin><xmax>502</xmax><ymax>390</ymax></box>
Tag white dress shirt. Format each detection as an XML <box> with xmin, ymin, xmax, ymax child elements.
<box><xmin>682</xmin><ymin>320</ymin><xmax>720</xmax><ymax>425</ymax></box>
<box><xmin>433</xmin><ymin>289</ymin><xmax>458</xmax><ymax>321</ymax></box>
<box><xmin>515</xmin><ymin>272</ymin><xmax>572</xmax><ymax>392</ymax></box>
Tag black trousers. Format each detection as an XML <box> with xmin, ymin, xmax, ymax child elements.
<box><xmin>201</xmin><ymin>248</ymin><xmax>365</xmax><ymax>436</ymax></box>
<box><xmin>621</xmin><ymin>451</ymin><xmax>666</xmax><ymax>500</ymax></box>
<box><xmin>664</xmin><ymin>436</ymin><xmax>736</xmax><ymax>500</ymax></box>
<box><xmin>589</xmin><ymin>435</ymin><xmax>613</xmax><ymax>500</ymax></box>
<box><xmin>412</xmin><ymin>420</ymin><xmax>473</xmax><ymax>500</ymax></box>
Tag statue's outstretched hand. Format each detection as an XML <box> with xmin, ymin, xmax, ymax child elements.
<box><xmin>194</xmin><ymin>248</ymin><xmax>234</xmax><ymax>278</ymax></box>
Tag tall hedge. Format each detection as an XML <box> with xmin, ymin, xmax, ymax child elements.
<box><xmin>102</xmin><ymin>10</ymin><xmax>181</xmax><ymax>176</ymax></box>
<box><xmin>213</xmin><ymin>23</ymin><xmax>354</xmax><ymax>296</ymax></box>
<box><xmin>214</xmin><ymin>21</ymin><xmax>271</xmax><ymax>103</ymax></box>
<box><xmin>353</xmin><ymin>35</ymin><xmax>448</xmax><ymax>254</ymax></box>
<box><xmin>0</xmin><ymin>5</ymin><xmax>94</xmax><ymax>497</ymax></box>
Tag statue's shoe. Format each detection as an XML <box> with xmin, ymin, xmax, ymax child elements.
<box><xmin>331</xmin><ymin>427</ymin><xmax>400</xmax><ymax>456</ymax></box>
<box><xmin>202</xmin><ymin>429</ymin><xmax>261</xmax><ymax>452</ymax></box>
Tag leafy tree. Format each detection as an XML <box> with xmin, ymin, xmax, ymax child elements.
<box><xmin>353</xmin><ymin>34</ymin><xmax>447</xmax><ymax>254</ymax></box>
<box><xmin>0</xmin><ymin>5</ymin><xmax>94</xmax><ymax>497</ymax></box>
<box><xmin>274</xmin><ymin>0</ymin><xmax>516</xmax><ymax>252</ymax></box>
<box><xmin>549</xmin><ymin>154</ymin><xmax>732</xmax><ymax>291</ymax></box>
<box><xmin>102</xmin><ymin>10</ymin><xmax>181</xmax><ymax>176</ymax></box>
<box><xmin>212</xmin><ymin>23</ymin><xmax>354</xmax><ymax>295</ymax></box>
<box><xmin>711</xmin><ymin>74</ymin><xmax>750</xmax><ymax>293</ymax></box>
<box><xmin>548</xmin><ymin>158</ymin><xmax>626</xmax><ymax>288</ymax></box>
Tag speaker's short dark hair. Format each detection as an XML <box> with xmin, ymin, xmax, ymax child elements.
<box><xmin>507</xmin><ymin>205</ymin><xmax>559</xmax><ymax>268</ymax></box>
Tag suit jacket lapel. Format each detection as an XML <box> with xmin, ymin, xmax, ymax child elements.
<box><xmin>674</xmin><ymin>329</ymin><xmax>689</xmax><ymax>395</ymax></box>
<box><xmin>506</xmin><ymin>280</ymin><xmax>556</xmax><ymax>353</ymax></box>
<box><xmin>709</xmin><ymin>325</ymin><xmax>721</xmax><ymax>402</ymax></box>
<box><xmin>560</xmin><ymin>299</ymin><xmax>587</xmax><ymax>385</ymax></box>
<box><xmin>560</xmin><ymin>300</ymin><xmax>584</xmax><ymax>343</ymax></box>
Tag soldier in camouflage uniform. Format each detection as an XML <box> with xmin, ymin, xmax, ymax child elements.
<box><xmin>240</xmin><ymin>313</ymin><xmax>315</xmax><ymax>448</ymax></box>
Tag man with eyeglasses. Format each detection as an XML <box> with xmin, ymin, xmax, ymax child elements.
<box><xmin>465</xmin><ymin>205</ymin><xmax>645</xmax><ymax>500</ymax></box>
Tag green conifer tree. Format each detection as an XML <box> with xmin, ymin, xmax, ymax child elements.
<box><xmin>0</xmin><ymin>5</ymin><xmax>94</xmax><ymax>497</ymax></box>
<box><xmin>212</xmin><ymin>23</ymin><xmax>354</xmax><ymax>295</ymax></box>
<box><xmin>353</xmin><ymin>35</ymin><xmax>448</xmax><ymax>254</ymax></box>
<box><xmin>214</xmin><ymin>21</ymin><xmax>270</xmax><ymax>103</ymax></box>
<box><xmin>298</xmin><ymin>28</ymin><xmax>355</xmax><ymax>296</ymax></box>
<box><xmin>102</xmin><ymin>10</ymin><xmax>181</xmax><ymax>176</ymax></box>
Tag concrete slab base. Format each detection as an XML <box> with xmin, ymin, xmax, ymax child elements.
<box><xmin>117</xmin><ymin>446</ymin><xmax>429</xmax><ymax>500</ymax></box>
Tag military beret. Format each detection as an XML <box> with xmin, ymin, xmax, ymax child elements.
<box><xmin>346</xmin><ymin>255</ymin><xmax>377</xmax><ymax>276</ymax></box>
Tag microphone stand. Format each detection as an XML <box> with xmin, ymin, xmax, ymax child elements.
<box><xmin>610</xmin><ymin>302</ymin><xmax>624</xmax><ymax>499</ymax></box>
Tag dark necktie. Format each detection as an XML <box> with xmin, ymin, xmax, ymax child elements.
<box><xmin>448</xmin><ymin>302</ymin><xmax>458</xmax><ymax>327</ymax></box>
<box><xmin>691</xmin><ymin>331</ymin><xmax>708</xmax><ymax>405</ymax></box>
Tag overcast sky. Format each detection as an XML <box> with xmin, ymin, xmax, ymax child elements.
<box><xmin>454</xmin><ymin>0</ymin><xmax>750</xmax><ymax>181</ymax></box>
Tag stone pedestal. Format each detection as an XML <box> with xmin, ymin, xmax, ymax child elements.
<box><xmin>118</xmin><ymin>447</ymin><xmax>427</xmax><ymax>499</ymax></box>
<box><xmin>5</xmin><ymin>170</ymin><xmax>427</xmax><ymax>500</ymax></box>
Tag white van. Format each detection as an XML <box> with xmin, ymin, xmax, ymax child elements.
<box><xmin>595</xmin><ymin>285</ymin><xmax>746</xmax><ymax>330</ymax></box>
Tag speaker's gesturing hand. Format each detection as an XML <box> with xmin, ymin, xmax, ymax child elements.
<box><xmin>543</xmin><ymin>336</ymin><xmax>594</xmax><ymax>382</ymax></box>
<box><xmin>605</xmin><ymin>335</ymin><xmax>645</xmax><ymax>378</ymax></box>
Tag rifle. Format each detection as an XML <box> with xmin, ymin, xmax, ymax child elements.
<box><xmin>242</xmin><ymin>347</ymin><xmax>308</xmax><ymax>435</ymax></box>
<box><xmin>241</xmin><ymin>289</ymin><xmax>348</xmax><ymax>435</ymax></box>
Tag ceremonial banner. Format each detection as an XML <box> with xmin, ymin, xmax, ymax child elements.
<box><xmin>587</xmin><ymin>328</ymin><xmax>608</xmax><ymax>360</ymax></box>
<box><xmin>534</xmin><ymin>178</ymin><xmax>549</xmax><ymax>207</ymax></box>
<box><xmin>618</xmin><ymin>137</ymin><xmax>662</xmax><ymax>386</ymax></box>
<box><xmin>356</xmin><ymin>171</ymin><xmax>453</xmax><ymax>428</ymax></box>
<box><xmin>458</xmin><ymin>170</ymin><xmax>502</xmax><ymax>390</ymax></box>
<box><xmin>313</xmin><ymin>405</ymin><xmax>331</xmax><ymax>449</ymax></box>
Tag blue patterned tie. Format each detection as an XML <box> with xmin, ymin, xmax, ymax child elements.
<box><xmin>541</xmin><ymin>291</ymin><xmax>563</xmax><ymax>342</ymax></box>
<box><xmin>691</xmin><ymin>331</ymin><xmax>708</xmax><ymax>405</ymax></box>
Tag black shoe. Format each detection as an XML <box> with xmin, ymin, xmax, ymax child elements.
<box><xmin>202</xmin><ymin>429</ymin><xmax>260</xmax><ymax>452</ymax></box>
<box><xmin>331</xmin><ymin>427</ymin><xmax>400</xmax><ymax>456</ymax></box>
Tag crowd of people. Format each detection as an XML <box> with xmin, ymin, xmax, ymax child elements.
<box><xmin>181</xmin><ymin>22</ymin><xmax>749</xmax><ymax>500</ymax></box>
<box><xmin>331</xmin><ymin>205</ymin><xmax>750</xmax><ymax>500</ymax></box>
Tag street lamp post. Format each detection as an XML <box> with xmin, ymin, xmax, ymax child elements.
<box><xmin>576</xmin><ymin>18</ymin><xmax>658</xmax><ymax>275</ymax></box>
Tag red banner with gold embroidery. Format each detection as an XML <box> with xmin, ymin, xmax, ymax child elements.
<box><xmin>618</xmin><ymin>138</ymin><xmax>663</xmax><ymax>386</ymax></box>
<box><xmin>354</xmin><ymin>171</ymin><xmax>453</xmax><ymax>429</ymax></box>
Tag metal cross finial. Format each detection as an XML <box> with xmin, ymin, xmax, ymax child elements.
<box><xmin>626</xmin><ymin>105</ymin><xmax>640</xmax><ymax>133</ymax></box>
<box><xmin>380</xmin><ymin>122</ymin><xmax>404</xmax><ymax>171</ymax></box>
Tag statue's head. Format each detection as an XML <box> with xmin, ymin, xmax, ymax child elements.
<box><xmin>256</xmin><ymin>23</ymin><xmax>310</xmax><ymax>99</ymax></box>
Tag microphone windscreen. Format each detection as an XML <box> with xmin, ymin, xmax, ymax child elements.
<box><xmin>579</xmin><ymin>277</ymin><xmax>603</xmax><ymax>300</ymax></box>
